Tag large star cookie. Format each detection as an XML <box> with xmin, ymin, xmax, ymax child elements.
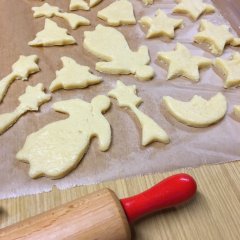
<box><xmin>97</xmin><ymin>0</ymin><xmax>136</xmax><ymax>26</ymax></box>
<box><xmin>215</xmin><ymin>52</ymin><xmax>240</xmax><ymax>88</ymax></box>
<box><xmin>139</xmin><ymin>9</ymin><xmax>183</xmax><ymax>39</ymax></box>
<box><xmin>157</xmin><ymin>43</ymin><xmax>212</xmax><ymax>81</ymax></box>
<box><xmin>194</xmin><ymin>20</ymin><xmax>240</xmax><ymax>55</ymax></box>
<box><xmin>173</xmin><ymin>0</ymin><xmax>215</xmax><ymax>21</ymax></box>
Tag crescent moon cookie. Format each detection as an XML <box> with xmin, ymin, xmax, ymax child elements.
<box><xmin>214</xmin><ymin>52</ymin><xmax>240</xmax><ymax>88</ymax></box>
<box><xmin>157</xmin><ymin>43</ymin><xmax>212</xmax><ymax>81</ymax></box>
<box><xmin>139</xmin><ymin>9</ymin><xmax>183</xmax><ymax>39</ymax></box>
<box><xmin>194</xmin><ymin>20</ymin><xmax>240</xmax><ymax>55</ymax></box>
<box><xmin>28</xmin><ymin>19</ymin><xmax>76</xmax><ymax>47</ymax></box>
<box><xmin>83</xmin><ymin>24</ymin><xmax>154</xmax><ymax>81</ymax></box>
<box><xmin>163</xmin><ymin>93</ymin><xmax>227</xmax><ymax>127</ymax></box>
<box><xmin>97</xmin><ymin>0</ymin><xmax>136</xmax><ymax>26</ymax></box>
<box><xmin>172</xmin><ymin>0</ymin><xmax>215</xmax><ymax>21</ymax></box>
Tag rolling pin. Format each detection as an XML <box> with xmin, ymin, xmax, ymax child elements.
<box><xmin>0</xmin><ymin>173</ymin><xmax>197</xmax><ymax>240</ymax></box>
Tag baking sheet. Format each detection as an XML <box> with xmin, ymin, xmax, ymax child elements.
<box><xmin>0</xmin><ymin>0</ymin><xmax>240</xmax><ymax>199</ymax></box>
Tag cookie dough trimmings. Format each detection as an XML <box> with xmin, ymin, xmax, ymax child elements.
<box><xmin>49</xmin><ymin>57</ymin><xmax>102</xmax><ymax>92</ymax></box>
<box><xmin>28</xmin><ymin>19</ymin><xmax>76</xmax><ymax>47</ymax></box>
<box><xmin>173</xmin><ymin>0</ymin><xmax>215</xmax><ymax>21</ymax></box>
<box><xmin>97</xmin><ymin>0</ymin><xmax>136</xmax><ymax>26</ymax></box>
<box><xmin>139</xmin><ymin>9</ymin><xmax>183</xmax><ymax>39</ymax></box>
<box><xmin>0</xmin><ymin>55</ymin><xmax>39</xmax><ymax>103</ymax></box>
<box><xmin>108</xmin><ymin>81</ymin><xmax>170</xmax><ymax>145</ymax></box>
<box><xmin>32</xmin><ymin>3</ymin><xmax>90</xmax><ymax>29</ymax></box>
<box><xmin>157</xmin><ymin>43</ymin><xmax>212</xmax><ymax>81</ymax></box>
<box><xmin>70</xmin><ymin>0</ymin><xmax>103</xmax><ymax>11</ymax></box>
<box><xmin>214</xmin><ymin>52</ymin><xmax>240</xmax><ymax>88</ymax></box>
<box><xmin>163</xmin><ymin>93</ymin><xmax>227</xmax><ymax>127</ymax></box>
<box><xmin>17</xmin><ymin>95</ymin><xmax>111</xmax><ymax>179</ymax></box>
<box><xmin>194</xmin><ymin>20</ymin><xmax>240</xmax><ymax>55</ymax></box>
<box><xmin>83</xmin><ymin>24</ymin><xmax>154</xmax><ymax>81</ymax></box>
<box><xmin>0</xmin><ymin>84</ymin><xmax>51</xmax><ymax>135</ymax></box>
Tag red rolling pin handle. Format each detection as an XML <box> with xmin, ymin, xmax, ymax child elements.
<box><xmin>120</xmin><ymin>173</ymin><xmax>197</xmax><ymax>223</ymax></box>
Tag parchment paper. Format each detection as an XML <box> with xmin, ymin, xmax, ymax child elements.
<box><xmin>0</xmin><ymin>0</ymin><xmax>240</xmax><ymax>199</ymax></box>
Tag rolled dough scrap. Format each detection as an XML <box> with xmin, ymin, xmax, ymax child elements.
<box><xmin>108</xmin><ymin>81</ymin><xmax>170</xmax><ymax>145</ymax></box>
<box><xmin>215</xmin><ymin>52</ymin><xmax>240</xmax><ymax>88</ymax></box>
<box><xmin>70</xmin><ymin>0</ymin><xmax>103</xmax><ymax>11</ymax></box>
<box><xmin>97</xmin><ymin>0</ymin><xmax>136</xmax><ymax>26</ymax></box>
<box><xmin>16</xmin><ymin>95</ymin><xmax>111</xmax><ymax>179</ymax></box>
<box><xmin>157</xmin><ymin>43</ymin><xmax>212</xmax><ymax>81</ymax></box>
<box><xmin>0</xmin><ymin>83</ymin><xmax>51</xmax><ymax>135</ymax></box>
<box><xmin>173</xmin><ymin>0</ymin><xmax>215</xmax><ymax>21</ymax></box>
<box><xmin>49</xmin><ymin>57</ymin><xmax>102</xmax><ymax>92</ymax></box>
<box><xmin>234</xmin><ymin>105</ymin><xmax>240</xmax><ymax>119</ymax></box>
<box><xmin>32</xmin><ymin>3</ymin><xmax>90</xmax><ymax>29</ymax></box>
<box><xmin>83</xmin><ymin>24</ymin><xmax>154</xmax><ymax>81</ymax></box>
<box><xmin>0</xmin><ymin>55</ymin><xmax>39</xmax><ymax>103</ymax></box>
<box><xmin>163</xmin><ymin>93</ymin><xmax>227</xmax><ymax>127</ymax></box>
<box><xmin>194</xmin><ymin>20</ymin><xmax>240</xmax><ymax>55</ymax></box>
<box><xmin>28</xmin><ymin>19</ymin><xmax>76</xmax><ymax>47</ymax></box>
<box><xmin>139</xmin><ymin>9</ymin><xmax>183</xmax><ymax>39</ymax></box>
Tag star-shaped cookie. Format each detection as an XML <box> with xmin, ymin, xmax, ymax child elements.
<box><xmin>139</xmin><ymin>9</ymin><xmax>183</xmax><ymax>39</ymax></box>
<box><xmin>194</xmin><ymin>20</ymin><xmax>240</xmax><ymax>55</ymax></box>
<box><xmin>214</xmin><ymin>52</ymin><xmax>240</xmax><ymax>88</ymax></box>
<box><xmin>172</xmin><ymin>0</ymin><xmax>215</xmax><ymax>21</ymax></box>
<box><xmin>157</xmin><ymin>43</ymin><xmax>212</xmax><ymax>81</ymax></box>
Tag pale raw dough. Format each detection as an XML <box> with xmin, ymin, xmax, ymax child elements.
<box><xmin>194</xmin><ymin>20</ymin><xmax>240</xmax><ymax>55</ymax></box>
<box><xmin>139</xmin><ymin>9</ymin><xmax>183</xmax><ymax>39</ymax></box>
<box><xmin>16</xmin><ymin>95</ymin><xmax>111</xmax><ymax>179</ymax></box>
<box><xmin>108</xmin><ymin>81</ymin><xmax>169</xmax><ymax>145</ymax></box>
<box><xmin>215</xmin><ymin>52</ymin><xmax>240</xmax><ymax>88</ymax></box>
<box><xmin>83</xmin><ymin>24</ymin><xmax>154</xmax><ymax>81</ymax></box>
<box><xmin>97</xmin><ymin>0</ymin><xmax>136</xmax><ymax>26</ymax></box>
<box><xmin>28</xmin><ymin>19</ymin><xmax>76</xmax><ymax>47</ymax></box>
<box><xmin>163</xmin><ymin>93</ymin><xmax>227</xmax><ymax>127</ymax></box>
<box><xmin>234</xmin><ymin>105</ymin><xmax>240</xmax><ymax>119</ymax></box>
<box><xmin>0</xmin><ymin>83</ymin><xmax>51</xmax><ymax>135</ymax></box>
<box><xmin>157</xmin><ymin>43</ymin><xmax>212</xmax><ymax>81</ymax></box>
<box><xmin>32</xmin><ymin>3</ymin><xmax>90</xmax><ymax>29</ymax></box>
<box><xmin>70</xmin><ymin>0</ymin><xmax>103</xmax><ymax>11</ymax></box>
<box><xmin>142</xmin><ymin>0</ymin><xmax>153</xmax><ymax>5</ymax></box>
<box><xmin>49</xmin><ymin>57</ymin><xmax>102</xmax><ymax>92</ymax></box>
<box><xmin>173</xmin><ymin>0</ymin><xmax>215</xmax><ymax>21</ymax></box>
<box><xmin>0</xmin><ymin>55</ymin><xmax>39</xmax><ymax>103</ymax></box>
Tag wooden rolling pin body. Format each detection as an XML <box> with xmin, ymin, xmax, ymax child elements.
<box><xmin>0</xmin><ymin>189</ymin><xmax>131</xmax><ymax>240</ymax></box>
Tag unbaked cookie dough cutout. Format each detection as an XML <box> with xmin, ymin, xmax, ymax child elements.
<box><xmin>157</xmin><ymin>43</ymin><xmax>212</xmax><ymax>81</ymax></box>
<box><xmin>214</xmin><ymin>52</ymin><xmax>240</xmax><ymax>88</ymax></box>
<box><xmin>139</xmin><ymin>9</ymin><xmax>183</xmax><ymax>39</ymax></box>
<box><xmin>234</xmin><ymin>106</ymin><xmax>240</xmax><ymax>119</ymax></box>
<box><xmin>83</xmin><ymin>24</ymin><xmax>154</xmax><ymax>81</ymax></box>
<box><xmin>142</xmin><ymin>0</ymin><xmax>153</xmax><ymax>6</ymax></box>
<box><xmin>0</xmin><ymin>84</ymin><xmax>51</xmax><ymax>135</ymax></box>
<box><xmin>49</xmin><ymin>57</ymin><xmax>102</xmax><ymax>92</ymax></box>
<box><xmin>17</xmin><ymin>95</ymin><xmax>111</xmax><ymax>179</ymax></box>
<box><xmin>70</xmin><ymin>0</ymin><xmax>103</xmax><ymax>11</ymax></box>
<box><xmin>163</xmin><ymin>93</ymin><xmax>227</xmax><ymax>127</ymax></box>
<box><xmin>173</xmin><ymin>0</ymin><xmax>215</xmax><ymax>21</ymax></box>
<box><xmin>32</xmin><ymin>3</ymin><xmax>90</xmax><ymax>29</ymax></box>
<box><xmin>108</xmin><ymin>81</ymin><xmax>170</xmax><ymax>146</ymax></box>
<box><xmin>194</xmin><ymin>20</ymin><xmax>240</xmax><ymax>55</ymax></box>
<box><xmin>97</xmin><ymin>0</ymin><xmax>136</xmax><ymax>26</ymax></box>
<box><xmin>0</xmin><ymin>55</ymin><xmax>39</xmax><ymax>103</ymax></box>
<box><xmin>28</xmin><ymin>19</ymin><xmax>76</xmax><ymax>47</ymax></box>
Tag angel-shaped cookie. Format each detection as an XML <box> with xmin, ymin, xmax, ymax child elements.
<box><xmin>17</xmin><ymin>95</ymin><xmax>111</xmax><ymax>179</ymax></box>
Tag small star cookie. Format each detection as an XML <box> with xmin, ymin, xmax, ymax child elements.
<box><xmin>97</xmin><ymin>0</ymin><xmax>136</xmax><ymax>26</ymax></box>
<box><xmin>139</xmin><ymin>9</ymin><xmax>183</xmax><ymax>39</ymax></box>
<box><xmin>157</xmin><ymin>43</ymin><xmax>212</xmax><ymax>81</ymax></box>
<box><xmin>214</xmin><ymin>52</ymin><xmax>240</xmax><ymax>88</ymax></box>
<box><xmin>173</xmin><ymin>0</ymin><xmax>215</xmax><ymax>21</ymax></box>
<box><xmin>194</xmin><ymin>20</ymin><xmax>240</xmax><ymax>55</ymax></box>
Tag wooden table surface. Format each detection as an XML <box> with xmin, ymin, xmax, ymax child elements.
<box><xmin>1</xmin><ymin>161</ymin><xmax>240</xmax><ymax>240</ymax></box>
